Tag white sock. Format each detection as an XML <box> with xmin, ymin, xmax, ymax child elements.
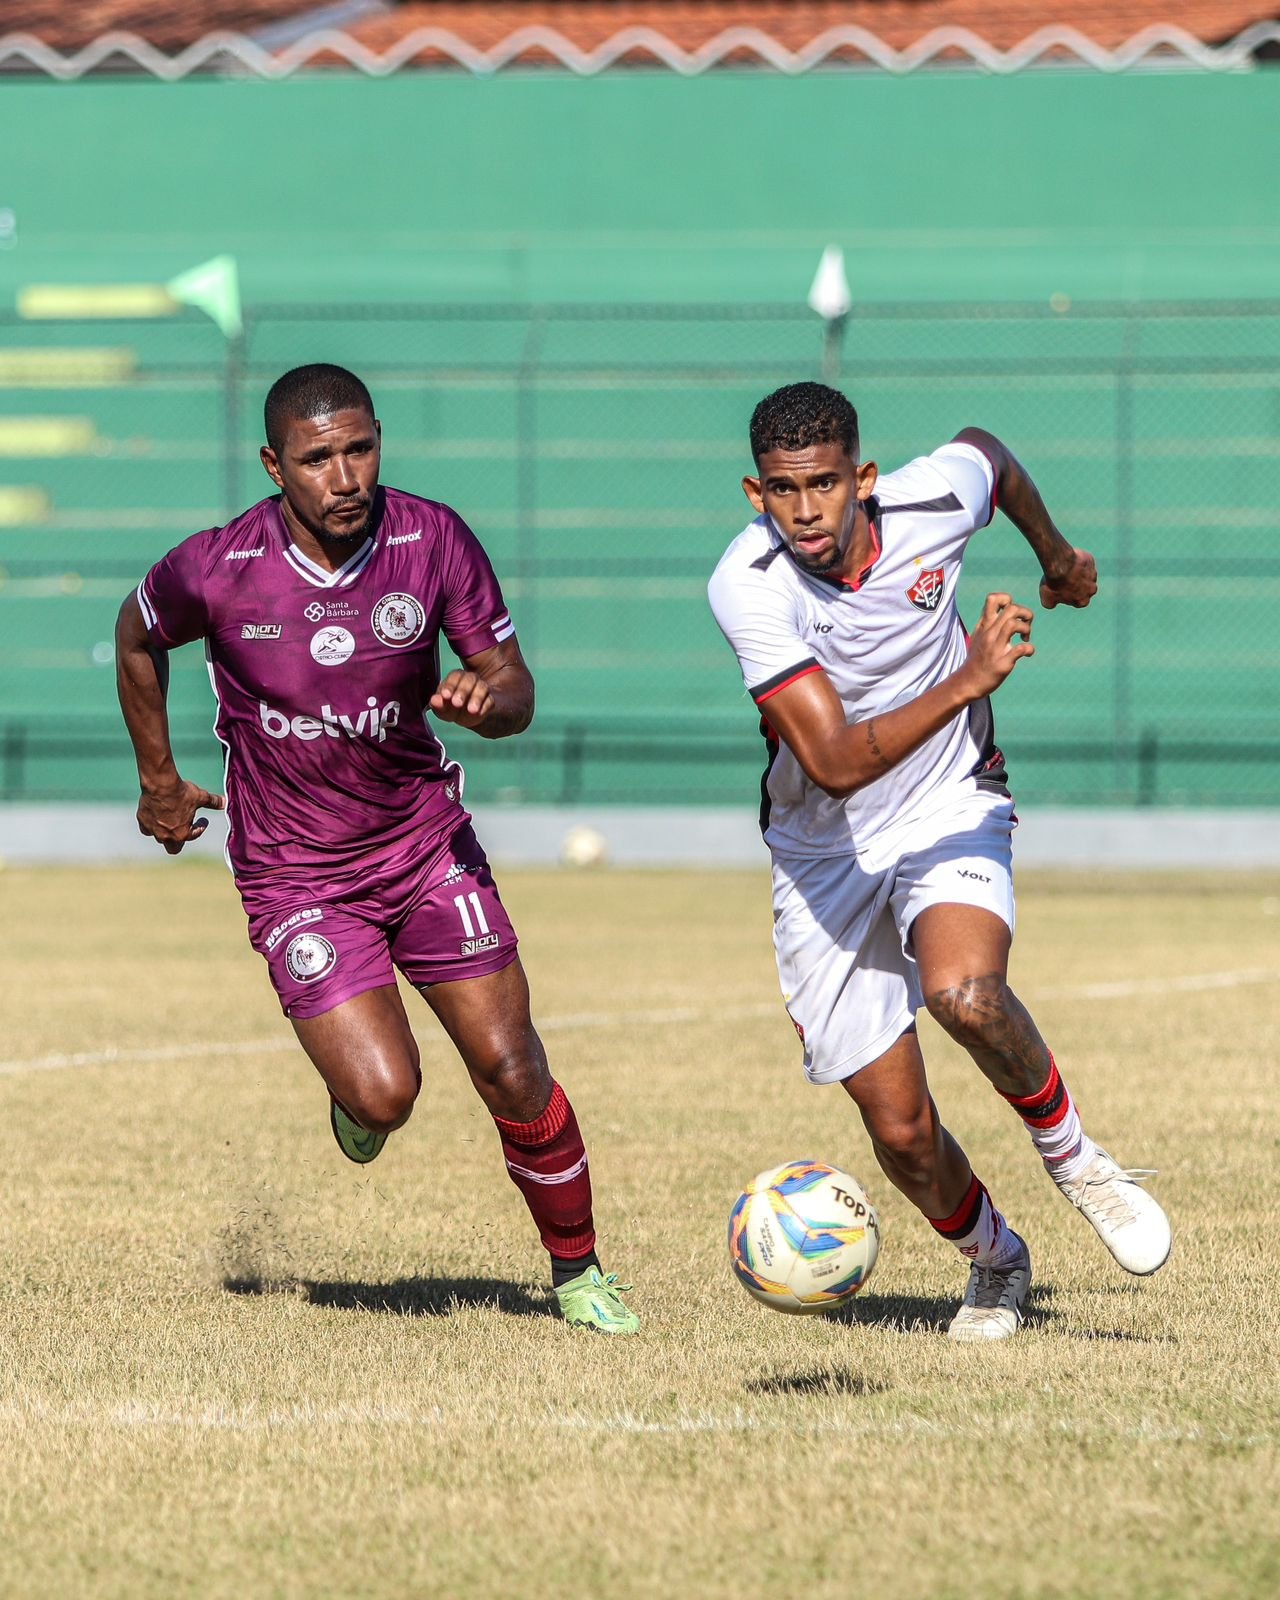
<box><xmin>1003</xmin><ymin>1057</ymin><xmax>1098</xmax><ymax>1185</ymax></box>
<box><xmin>929</xmin><ymin>1176</ymin><xmax>1023</xmax><ymax>1268</ymax></box>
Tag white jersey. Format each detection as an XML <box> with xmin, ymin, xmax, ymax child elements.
<box><xmin>707</xmin><ymin>442</ymin><xmax>1010</xmax><ymax>860</ymax></box>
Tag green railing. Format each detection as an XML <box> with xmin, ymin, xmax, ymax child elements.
<box><xmin>2</xmin><ymin>299</ymin><xmax>1278</xmax><ymax>807</ymax></box>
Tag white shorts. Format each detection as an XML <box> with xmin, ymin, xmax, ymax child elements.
<box><xmin>771</xmin><ymin>791</ymin><xmax>1016</xmax><ymax>1085</ymax></box>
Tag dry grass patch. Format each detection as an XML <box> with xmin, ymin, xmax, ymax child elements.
<box><xmin>0</xmin><ymin>864</ymin><xmax>1277</xmax><ymax>1598</ymax></box>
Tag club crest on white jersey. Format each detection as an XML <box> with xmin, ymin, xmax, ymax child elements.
<box><xmin>906</xmin><ymin>567</ymin><xmax>946</xmax><ymax>611</ymax></box>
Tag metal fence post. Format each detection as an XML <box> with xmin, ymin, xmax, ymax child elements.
<box><xmin>1137</xmin><ymin>728</ymin><xmax>1159</xmax><ymax>806</ymax></box>
<box><xmin>558</xmin><ymin>724</ymin><xmax>586</xmax><ymax>804</ymax></box>
<box><xmin>1113</xmin><ymin>311</ymin><xmax>1138</xmax><ymax>800</ymax></box>
<box><xmin>2</xmin><ymin>723</ymin><xmax>28</xmax><ymax>800</ymax></box>
<box><xmin>515</xmin><ymin>311</ymin><xmax>547</xmax><ymax>799</ymax></box>
<box><xmin>224</xmin><ymin>330</ymin><xmax>245</xmax><ymax>521</ymax></box>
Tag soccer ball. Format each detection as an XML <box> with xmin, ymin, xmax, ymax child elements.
<box><xmin>728</xmin><ymin>1159</ymin><xmax>880</xmax><ymax>1315</ymax></box>
<box><xmin>560</xmin><ymin>825</ymin><xmax>608</xmax><ymax>867</ymax></box>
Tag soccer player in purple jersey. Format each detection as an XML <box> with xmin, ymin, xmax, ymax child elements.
<box><xmin>115</xmin><ymin>364</ymin><xmax>638</xmax><ymax>1334</ymax></box>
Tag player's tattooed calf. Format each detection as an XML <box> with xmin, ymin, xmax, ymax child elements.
<box><xmin>924</xmin><ymin>972</ymin><xmax>1051</xmax><ymax>1097</ymax></box>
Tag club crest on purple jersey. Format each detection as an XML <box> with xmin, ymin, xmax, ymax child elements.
<box><xmin>372</xmin><ymin>592</ymin><xmax>426</xmax><ymax>648</ymax></box>
<box><xmin>285</xmin><ymin>931</ymin><xmax>336</xmax><ymax>982</ymax></box>
<box><xmin>137</xmin><ymin>488</ymin><xmax>510</xmax><ymax>882</ymax></box>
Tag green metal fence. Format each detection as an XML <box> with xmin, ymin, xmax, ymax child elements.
<box><xmin>1</xmin><ymin>299</ymin><xmax>1278</xmax><ymax>808</ymax></box>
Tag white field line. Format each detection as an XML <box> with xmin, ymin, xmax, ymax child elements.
<box><xmin>0</xmin><ymin>1400</ymin><xmax>1270</xmax><ymax>1446</ymax></box>
<box><xmin>2</xmin><ymin>971</ymin><xmax>1277</xmax><ymax>1078</ymax></box>
<box><xmin>1033</xmin><ymin>967</ymin><xmax>1280</xmax><ymax>1001</ymax></box>
<box><xmin>0</xmin><ymin>1002</ymin><xmax>778</xmax><ymax>1077</ymax></box>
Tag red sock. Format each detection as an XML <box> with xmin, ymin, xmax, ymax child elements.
<box><xmin>927</xmin><ymin>1174</ymin><xmax>1018</xmax><ymax>1266</ymax></box>
<box><xmin>493</xmin><ymin>1082</ymin><xmax>596</xmax><ymax>1260</ymax></box>
<box><xmin>999</xmin><ymin>1054</ymin><xmax>1096</xmax><ymax>1182</ymax></box>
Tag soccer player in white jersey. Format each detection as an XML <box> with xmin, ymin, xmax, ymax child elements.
<box><xmin>708</xmin><ymin>382</ymin><xmax>1170</xmax><ymax>1341</ymax></box>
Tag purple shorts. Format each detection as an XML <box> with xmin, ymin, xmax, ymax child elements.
<box><xmin>241</xmin><ymin>822</ymin><xmax>518</xmax><ymax>1020</ymax></box>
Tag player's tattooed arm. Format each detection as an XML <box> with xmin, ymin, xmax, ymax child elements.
<box><xmin>115</xmin><ymin>592</ymin><xmax>224</xmax><ymax>854</ymax></box>
<box><xmin>864</xmin><ymin>720</ymin><xmax>890</xmax><ymax>773</ymax></box>
<box><xmin>952</xmin><ymin>426</ymin><xmax>1097</xmax><ymax>611</ymax></box>
<box><xmin>762</xmin><ymin>593</ymin><xmax>1033</xmax><ymax>798</ymax></box>
<box><xmin>430</xmin><ymin>636</ymin><xmax>534</xmax><ymax>739</ymax></box>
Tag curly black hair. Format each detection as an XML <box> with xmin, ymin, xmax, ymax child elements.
<box><xmin>749</xmin><ymin>382</ymin><xmax>859</xmax><ymax>465</ymax></box>
<box><xmin>264</xmin><ymin>363</ymin><xmax>374</xmax><ymax>454</ymax></box>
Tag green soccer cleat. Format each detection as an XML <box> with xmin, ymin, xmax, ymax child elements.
<box><xmin>329</xmin><ymin>1098</ymin><xmax>387</xmax><ymax>1165</ymax></box>
<box><xmin>554</xmin><ymin>1266</ymin><xmax>640</xmax><ymax>1335</ymax></box>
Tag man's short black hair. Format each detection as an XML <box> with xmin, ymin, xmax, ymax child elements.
<box><xmin>749</xmin><ymin>382</ymin><xmax>859</xmax><ymax>465</ymax></box>
<box><xmin>264</xmin><ymin>364</ymin><xmax>374</xmax><ymax>453</ymax></box>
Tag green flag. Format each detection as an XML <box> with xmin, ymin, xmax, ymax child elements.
<box><xmin>167</xmin><ymin>255</ymin><xmax>242</xmax><ymax>340</ymax></box>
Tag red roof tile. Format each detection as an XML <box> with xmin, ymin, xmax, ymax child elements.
<box><xmin>8</xmin><ymin>3</ymin><xmax>320</xmax><ymax>52</ymax></box>
<box><xmin>6</xmin><ymin>1</ymin><xmax>1274</xmax><ymax>57</ymax></box>
<box><xmin>347</xmin><ymin>4</ymin><xmax>1276</xmax><ymax>58</ymax></box>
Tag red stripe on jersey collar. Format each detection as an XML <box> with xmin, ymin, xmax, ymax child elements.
<box><xmin>812</xmin><ymin>506</ymin><xmax>881</xmax><ymax>593</ymax></box>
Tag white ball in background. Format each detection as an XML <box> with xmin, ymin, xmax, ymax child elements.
<box><xmin>560</xmin><ymin>825</ymin><xmax>608</xmax><ymax>868</ymax></box>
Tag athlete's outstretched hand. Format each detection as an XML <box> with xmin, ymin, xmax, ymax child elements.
<box><xmin>961</xmin><ymin>593</ymin><xmax>1035</xmax><ymax>698</ymax></box>
<box><xmin>430</xmin><ymin>669</ymin><xmax>495</xmax><ymax>729</ymax></box>
<box><xmin>137</xmin><ymin>778</ymin><xmax>225</xmax><ymax>855</ymax></box>
<box><xmin>1040</xmin><ymin>547</ymin><xmax>1097</xmax><ymax>610</ymax></box>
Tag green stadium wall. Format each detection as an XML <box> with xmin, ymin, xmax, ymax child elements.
<box><xmin>0</xmin><ymin>70</ymin><xmax>1277</xmax><ymax>812</ymax></box>
<box><xmin>1</xmin><ymin>71</ymin><xmax>1278</xmax><ymax>302</ymax></box>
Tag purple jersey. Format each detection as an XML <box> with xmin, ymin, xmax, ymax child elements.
<box><xmin>137</xmin><ymin>487</ymin><xmax>514</xmax><ymax>886</ymax></box>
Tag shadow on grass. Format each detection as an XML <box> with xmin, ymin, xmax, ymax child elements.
<box><xmin>825</xmin><ymin>1281</ymin><xmax>1170</xmax><ymax>1343</ymax></box>
<box><xmin>825</xmin><ymin>1280</ymin><xmax>1058</xmax><ymax>1334</ymax></box>
<box><xmin>222</xmin><ymin>1274</ymin><xmax>552</xmax><ymax>1320</ymax></box>
<box><xmin>1057</xmin><ymin>1326</ymin><xmax>1174</xmax><ymax>1344</ymax></box>
<box><xmin>745</xmin><ymin>1367</ymin><xmax>891</xmax><ymax>1398</ymax></box>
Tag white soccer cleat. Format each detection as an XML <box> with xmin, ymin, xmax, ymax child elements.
<box><xmin>947</xmin><ymin>1235</ymin><xmax>1032</xmax><ymax>1343</ymax></box>
<box><xmin>1055</xmin><ymin>1148</ymin><xmax>1171</xmax><ymax>1276</ymax></box>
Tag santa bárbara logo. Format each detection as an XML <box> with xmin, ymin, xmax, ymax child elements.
<box><xmin>284</xmin><ymin>931</ymin><xmax>337</xmax><ymax>983</ymax></box>
<box><xmin>372</xmin><ymin>592</ymin><xmax>426</xmax><ymax>648</ymax></box>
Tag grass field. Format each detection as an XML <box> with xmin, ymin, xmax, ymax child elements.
<box><xmin>1</xmin><ymin>863</ymin><xmax>1277</xmax><ymax>1599</ymax></box>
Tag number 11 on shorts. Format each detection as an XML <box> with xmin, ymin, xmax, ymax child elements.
<box><xmin>453</xmin><ymin>891</ymin><xmax>490</xmax><ymax>939</ymax></box>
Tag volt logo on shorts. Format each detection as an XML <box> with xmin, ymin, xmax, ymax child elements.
<box><xmin>956</xmin><ymin>868</ymin><xmax>991</xmax><ymax>883</ymax></box>
<box><xmin>259</xmin><ymin>698</ymin><xmax>401</xmax><ymax>743</ymax></box>
<box><xmin>265</xmin><ymin>907</ymin><xmax>323</xmax><ymax>952</ymax></box>
<box><xmin>284</xmin><ymin>931</ymin><xmax>336</xmax><ymax>983</ymax></box>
